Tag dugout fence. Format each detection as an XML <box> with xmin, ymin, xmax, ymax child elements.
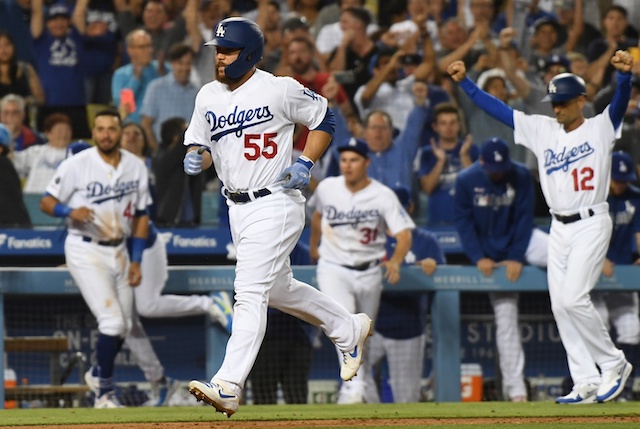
<box><xmin>0</xmin><ymin>265</ymin><xmax>638</xmax><ymax>408</ymax></box>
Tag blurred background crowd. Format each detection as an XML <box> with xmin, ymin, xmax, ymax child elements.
<box><xmin>1</xmin><ymin>0</ymin><xmax>640</xmax><ymax>228</ymax></box>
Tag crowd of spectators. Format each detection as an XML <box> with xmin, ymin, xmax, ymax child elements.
<box><xmin>1</xmin><ymin>0</ymin><xmax>640</xmax><ymax>229</ymax></box>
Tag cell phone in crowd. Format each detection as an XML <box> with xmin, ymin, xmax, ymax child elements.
<box><xmin>120</xmin><ymin>88</ymin><xmax>136</xmax><ymax>113</ymax></box>
<box><xmin>333</xmin><ymin>71</ymin><xmax>356</xmax><ymax>85</ymax></box>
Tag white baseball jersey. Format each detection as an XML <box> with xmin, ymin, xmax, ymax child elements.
<box><xmin>513</xmin><ymin>107</ymin><xmax>621</xmax><ymax>213</ymax></box>
<box><xmin>13</xmin><ymin>144</ymin><xmax>67</xmax><ymax>193</ymax></box>
<box><xmin>183</xmin><ymin>69</ymin><xmax>328</xmax><ymax>192</ymax></box>
<box><xmin>314</xmin><ymin>176</ymin><xmax>415</xmax><ymax>266</ymax></box>
<box><xmin>45</xmin><ymin>147</ymin><xmax>151</xmax><ymax>240</ymax></box>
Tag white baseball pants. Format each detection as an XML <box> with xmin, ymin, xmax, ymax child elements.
<box><xmin>490</xmin><ymin>228</ymin><xmax>549</xmax><ymax>400</ymax></box>
<box><xmin>592</xmin><ymin>291</ymin><xmax>640</xmax><ymax>345</ymax></box>
<box><xmin>64</xmin><ymin>234</ymin><xmax>133</xmax><ymax>337</ymax></box>
<box><xmin>364</xmin><ymin>331</ymin><xmax>426</xmax><ymax>403</ymax></box>
<box><xmin>548</xmin><ymin>211</ymin><xmax>625</xmax><ymax>385</ymax></box>
<box><xmin>134</xmin><ymin>235</ymin><xmax>212</xmax><ymax>318</ymax></box>
<box><xmin>316</xmin><ymin>260</ymin><xmax>383</xmax><ymax>400</ymax></box>
<box><xmin>215</xmin><ymin>190</ymin><xmax>363</xmax><ymax>389</ymax></box>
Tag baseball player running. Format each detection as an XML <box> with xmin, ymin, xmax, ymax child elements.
<box><xmin>365</xmin><ymin>185</ymin><xmax>445</xmax><ymax>404</ymax></box>
<box><xmin>592</xmin><ymin>151</ymin><xmax>640</xmax><ymax>400</ymax></box>
<box><xmin>66</xmin><ymin>142</ymin><xmax>233</xmax><ymax>407</ymax></box>
<box><xmin>309</xmin><ymin>139</ymin><xmax>415</xmax><ymax>404</ymax></box>
<box><xmin>447</xmin><ymin>50</ymin><xmax>635</xmax><ymax>404</ymax></box>
<box><xmin>183</xmin><ymin>17</ymin><xmax>372</xmax><ymax>417</ymax></box>
<box><xmin>454</xmin><ymin>138</ymin><xmax>548</xmax><ymax>402</ymax></box>
<box><xmin>41</xmin><ymin>110</ymin><xmax>151</xmax><ymax>408</ymax></box>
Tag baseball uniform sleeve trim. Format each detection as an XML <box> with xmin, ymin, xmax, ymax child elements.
<box><xmin>608</xmin><ymin>71</ymin><xmax>632</xmax><ymax>130</ymax></box>
<box><xmin>459</xmin><ymin>77</ymin><xmax>515</xmax><ymax>129</ymax></box>
<box><xmin>311</xmin><ymin>107</ymin><xmax>336</xmax><ymax>136</ymax></box>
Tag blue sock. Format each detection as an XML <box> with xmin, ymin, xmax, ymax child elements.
<box><xmin>96</xmin><ymin>333</ymin><xmax>123</xmax><ymax>397</ymax></box>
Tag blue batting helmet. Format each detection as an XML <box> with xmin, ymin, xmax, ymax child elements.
<box><xmin>205</xmin><ymin>17</ymin><xmax>264</xmax><ymax>79</ymax></box>
<box><xmin>541</xmin><ymin>73</ymin><xmax>587</xmax><ymax>102</ymax></box>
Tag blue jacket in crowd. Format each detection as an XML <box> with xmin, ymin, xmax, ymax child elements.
<box><xmin>328</xmin><ymin>105</ymin><xmax>428</xmax><ymax>190</ymax></box>
<box><xmin>376</xmin><ymin>229</ymin><xmax>446</xmax><ymax>340</ymax></box>
<box><xmin>607</xmin><ymin>185</ymin><xmax>640</xmax><ymax>264</ymax></box>
<box><xmin>453</xmin><ymin>161</ymin><xmax>535</xmax><ymax>263</ymax></box>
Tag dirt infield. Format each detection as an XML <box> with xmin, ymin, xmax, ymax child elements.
<box><xmin>6</xmin><ymin>416</ymin><xmax>640</xmax><ymax>428</ymax></box>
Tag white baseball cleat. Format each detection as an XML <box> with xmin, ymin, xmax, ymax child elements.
<box><xmin>84</xmin><ymin>366</ymin><xmax>99</xmax><ymax>396</ymax></box>
<box><xmin>94</xmin><ymin>390</ymin><xmax>124</xmax><ymax>408</ymax></box>
<box><xmin>555</xmin><ymin>383</ymin><xmax>598</xmax><ymax>404</ymax></box>
<box><xmin>340</xmin><ymin>313</ymin><xmax>372</xmax><ymax>381</ymax></box>
<box><xmin>144</xmin><ymin>377</ymin><xmax>182</xmax><ymax>406</ymax></box>
<box><xmin>596</xmin><ymin>361</ymin><xmax>633</xmax><ymax>403</ymax></box>
<box><xmin>188</xmin><ymin>379</ymin><xmax>239</xmax><ymax>417</ymax></box>
<box><xmin>337</xmin><ymin>381</ymin><xmax>366</xmax><ymax>404</ymax></box>
<box><xmin>208</xmin><ymin>292</ymin><xmax>234</xmax><ymax>333</ymax></box>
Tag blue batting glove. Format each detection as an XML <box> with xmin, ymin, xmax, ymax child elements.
<box><xmin>184</xmin><ymin>148</ymin><xmax>204</xmax><ymax>175</ymax></box>
<box><xmin>278</xmin><ymin>157</ymin><xmax>314</xmax><ymax>189</ymax></box>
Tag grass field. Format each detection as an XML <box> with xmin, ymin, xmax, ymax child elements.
<box><xmin>1</xmin><ymin>402</ymin><xmax>640</xmax><ymax>428</ymax></box>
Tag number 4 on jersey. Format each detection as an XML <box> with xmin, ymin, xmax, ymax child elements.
<box><xmin>123</xmin><ymin>202</ymin><xmax>133</xmax><ymax>219</ymax></box>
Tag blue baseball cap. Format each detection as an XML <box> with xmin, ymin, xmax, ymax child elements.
<box><xmin>611</xmin><ymin>151</ymin><xmax>637</xmax><ymax>182</ymax></box>
<box><xmin>391</xmin><ymin>184</ymin><xmax>411</xmax><ymax>209</ymax></box>
<box><xmin>480</xmin><ymin>138</ymin><xmax>512</xmax><ymax>174</ymax></box>
<box><xmin>337</xmin><ymin>137</ymin><xmax>369</xmax><ymax>159</ymax></box>
<box><xmin>0</xmin><ymin>123</ymin><xmax>11</xmax><ymax>148</ymax></box>
<box><xmin>543</xmin><ymin>53</ymin><xmax>570</xmax><ymax>72</ymax></box>
<box><xmin>66</xmin><ymin>141</ymin><xmax>92</xmax><ymax>159</ymax></box>
<box><xmin>47</xmin><ymin>4</ymin><xmax>71</xmax><ymax>20</ymax></box>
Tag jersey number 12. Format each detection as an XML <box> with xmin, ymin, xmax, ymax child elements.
<box><xmin>571</xmin><ymin>167</ymin><xmax>594</xmax><ymax>191</ymax></box>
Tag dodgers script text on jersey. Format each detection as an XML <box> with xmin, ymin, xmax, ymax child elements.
<box><xmin>184</xmin><ymin>69</ymin><xmax>328</xmax><ymax>192</ymax></box>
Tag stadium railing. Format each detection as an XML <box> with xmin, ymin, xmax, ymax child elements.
<box><xmin>1</xmin><ymin>265</ymin><xmax>638</xmax><ymax>408</ymax></box>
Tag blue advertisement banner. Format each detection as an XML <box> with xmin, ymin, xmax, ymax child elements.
<box><xmin>0</xmin><ymin>227</ymin><xmax>466</xmax><ymax>257</ymax></box>
<box><xmin>0</xmin><ymin>228</ymin><xmax>233</xmax><ymax>257</ymax></box>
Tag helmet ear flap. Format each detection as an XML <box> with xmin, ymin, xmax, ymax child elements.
<box><xmin>207</xmin><ymin>17</ymin><xmax>264</xmax><ymax>79</ymax></box>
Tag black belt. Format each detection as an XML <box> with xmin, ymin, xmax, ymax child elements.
<box><xmin>82</xmin><ymin>236</ymin><xmax>124</xmax><ymax>247</ymax></box>
<box><xmin>225</xmin><ymin>188</ymin><xmax>272</xmax><ymax>204</ymax></box>
<box><xmin>341</xmin><ymin>260</ymin><xmax>381</xmax><ymax>271</ymax></box>
<box><xmin>553</xmin><ymin>209</ymin><xmax>595</xmax><ymax>224</ymax></box>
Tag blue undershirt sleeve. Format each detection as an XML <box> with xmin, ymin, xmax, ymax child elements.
<box><xmin>608</xmin><ymin>71</ymin><xmax>632</xmax><ymax>130</ymax></box>
<box><xmin>459</xmin><ymin>77</ymin><xmax>515</xmax><ymax>129</ymax></box>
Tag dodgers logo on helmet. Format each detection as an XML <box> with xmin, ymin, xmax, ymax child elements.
<box><xmin>205</xmin><ymin>17</ymin><xmax>264</xmax><ymax>80</ymax></box>
<box><xmin>541</xmin><ymin>73</ymin><xmax>586</xmax><ymax>102</ymax></box>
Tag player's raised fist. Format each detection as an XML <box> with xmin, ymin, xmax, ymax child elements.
<box><xmin>184</xmin><ymin>147</ymin><xmax>204</xmax><ymax>175</ymax></box>
<box><xmin>611</xmin><ymin>49</ymin><xmax>633</xmax><ymax>72</ymax></box>
<box><xmin>447</xmin><ymin>61</ymin><xmax>467</xmax><ymax>82</ymax></box>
